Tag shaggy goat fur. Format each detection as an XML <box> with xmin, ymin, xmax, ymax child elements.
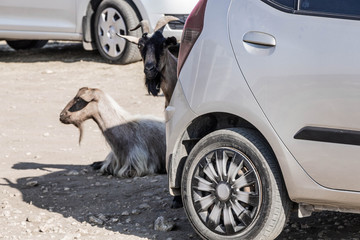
<box><xmin>119</xmin><ymin>16</ymin><xmax>180</xmax><ymax>107</ymax></box>
<box><xmin>59</xmin><ymin>87</ymin><xmax>166</xmax><ymax>177</ymax></box>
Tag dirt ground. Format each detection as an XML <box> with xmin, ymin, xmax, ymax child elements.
<box><xmin>1</xmin><ymin>40</ymin><xmax>360</xmax><ymax>240</ymax></box>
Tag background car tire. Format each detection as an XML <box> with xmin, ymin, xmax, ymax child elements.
<box><xmin>181</xmin><ymin>128</ymin><xmax>291</xmax><ymax>240</ymax></box>
<box><xmin>94</xmin><ymin>0</ymin><xmax>141</xmax><ymax>64</ymax></box>
<box><xmin>6</xmin><ymin>40</ymin><xmax>48</xmax><ymax>50</ymax></box>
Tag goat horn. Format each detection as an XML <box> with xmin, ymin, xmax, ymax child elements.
<box><xmin>154</xmin><ymin>16</ymin><xmax>180</xmax><ymax>33</ymax></box>
<box><xmin>130</xmin><ymin>20</ymin><xmax>150</xmax><ymax>34</ymax></box>
<box><xmin>116</xmin><ymin>33</ymin><xmax>139</xmax><ymax>44</ymax></box>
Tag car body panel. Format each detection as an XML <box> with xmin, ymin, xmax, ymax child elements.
<box><xmin>228</xmin><ymin>0</ymin><xmax>360</xmax><ymax>192</ymax></box>
<box><xmin>0</xmin><ymin>0</ymin><xmax>197</xmax><ymax>41</ymax></box>
<box><xmin>0</xmin><ymin>0</ymin><xmax>77</xmax><ymax>33</ymax></box>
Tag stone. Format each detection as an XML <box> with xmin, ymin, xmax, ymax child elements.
<box><xmin>89</xmin><ymin>216</ymin><xmax>103</xmax><ymax>225</ymax></box>
<box><xmin>154</xmin><ymin>216</ymin><xmax>175</xmax><ymax>232</ymax></box>
<box><xmin>65</xmin><ymin>170</ymin><xmax>79</xmax><ymax>176</ymax></box>
<box><xmin>26</xmin><ymin>181</ymin><xmax>38</xmax><ymax>187</ymax></box>
<box><xmin>139</xmin><ymin>203</ymin><xmax>151</xmax><ymax>210</ymax></box>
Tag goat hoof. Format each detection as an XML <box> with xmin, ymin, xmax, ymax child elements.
<box><xmin>171</xmin><ymin>195</ymin><xmax>183</xmax><ymax>209</ymax></box>
<box><xmin>90</xmin><ymin>161</ymin><xmax>103</xmax><ymax>170</ymax></box>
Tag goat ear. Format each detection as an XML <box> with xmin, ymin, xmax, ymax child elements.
<box><xmin>164</xmin><ymin>37</ymin><xmax>177</xmax><ymax>47</ymax></box>
<box><xmin>79</xmin><ymin>88</ymin><xmax>96</xmax><ymax>102</ymax></box>
<box><xmin>116</xmin><ymin>33</ymin><xmax>139</xmax><ymax>45</ymax></box>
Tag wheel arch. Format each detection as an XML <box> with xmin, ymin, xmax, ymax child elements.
<box><xmin>169</xmin><ymin>111</ymin><xmax>287</xmax><ymax>197</ymax></box>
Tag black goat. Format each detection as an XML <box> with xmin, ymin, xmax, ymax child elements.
<box><xmin>118</xmin><ymin>16</ymin><xmax>180</xmax><ymax>107</ymax></box>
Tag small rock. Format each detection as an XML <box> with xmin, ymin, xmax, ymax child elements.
<box><xmin>98</xmin><ymin>213</ymin><xmax>107</xmax><ymax>222</ymax></box>
<box><xmin>121</xmin><ymin>211</ymin><xmax>130</xmax><ymax>216</ymax></box>
<box><xmin>139</xmin><ymin>203</ymin><xmax>151</xmax><ymax>210</ymax></box>
<box><xmin>26</xmin><ymin>181</ymin><xmax>39</xmax><ymax>187</ymax></box>
<box><xmin>3</xmin><ymin>210</ymin><xmax>11</xmax><ymax>217</ymax></box>
<box><xmin>43</xmin><ymin>132</ymin><xmax>50</xmax><ymax>137</ymax></box>
<box><xmin>65</xmin><ymin>170</ymin><xmax>79</xmax><ymax>176</ymax></box>
<box><xmin>43</xmin><ymin>70</ymin><xmax>54</xmax><ymax>74</ymax></box>
<box><xmin>301</xmin><ymin>224</ymin><xmax>310</xmax><ymax>229</ymax></box>
<box><xmin>154</xmin><ymin>216</ymin><xmax>175</xmax><ymax>232</ymax></box>
<box><xmin>131</xmin><ymin>209</ymin><xmax>141</xmax><ymax>215</ymax></box>
<box><xmin>26</xmin><ymin>215</ymin><xmax>42</xmax><ymax>223</ymax></box>
<box><xmin>125</xmin><ymin>218</ymin><xmax>131</xmax><ymax>223</ymax></box>
<box><xmin>143</xmin><ymin>193</ymin><xmax>153</xmax><ymax>197</ymax></box>
<box><xmin>64</xmin><ymin>187</ymin><xmax>70</xmax><ymax>191</ymax></box>
<box><xmin>89</xmin><ymin>216</ymin><xmax>104</xmax><ymax>225</ymax></box>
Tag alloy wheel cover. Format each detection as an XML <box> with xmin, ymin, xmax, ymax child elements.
<box><xmin>190</xmin><ymin>147</ymin><xmax>262</xmax><ymax>235</ymax></box>
<box><xmin>97</xmin><ymin>7</ymin><xmax>127</xmax><ymax>58</ymax></box>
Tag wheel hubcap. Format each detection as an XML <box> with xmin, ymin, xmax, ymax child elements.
<box><xmin>191</xmin><ymin>148</ymin><xmax>262</xmax><ymax>235</ymax></box>
<box><xmin>216</xmin><ymin>182</ymin><xmax>231</xmax><ymax>201</ymax></box>
<box><xmin>108</xmin><ymin>25</ymin><xmax>116</xmax><ymax>39</ymax></box>
<box><xmin>98</xmin><ymin>7</ymin><xmax>126</xmax><ymax>58</ymax></box>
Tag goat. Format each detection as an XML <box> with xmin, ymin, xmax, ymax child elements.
<box><xmin>118</xmin><ymin>16</ymin><xmax>180</xmax><ymax>107</ymax></box>
<box><xmin>59</xmin><ymin>87</ymin><xmax>166</xmax><ymax>178</ymax></box>
<box><xmin>119</xmin><ymin>17</ymin><xmax>183</xmax><ymax>208</ymax></box>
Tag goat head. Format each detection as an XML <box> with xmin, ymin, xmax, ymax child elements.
<box><xmin>60</xmin><ymin>87</ymin><xmax>98</xmax><ymax>143</ymax></box>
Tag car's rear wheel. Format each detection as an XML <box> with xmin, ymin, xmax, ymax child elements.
<box><xmin>6</xmin><ymin>40</ymin><xmax>48</xmax><ymax>50</ymax></box>
<box><xmin>94</xmin><ymin>0</ymin><xmax>141</xmax><ymax>64</ymax></box>
<box><xmin>181</xmin><ymin>128</ymin><xmax>291</xmax><ymax>240</ymax></box>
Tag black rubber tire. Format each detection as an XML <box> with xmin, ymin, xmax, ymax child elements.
<box><xmin>181</xmin><ymin>128</ymin><xmax>291</xmax><ymax>240</ymax></box>
<box><xmin>94</xmin><ymin>0</ymin><xmax>141</xmax><ymax>64</ymax></box>
<box><xmin>6</xmin><ymin>40</ymin><xmax>48</xmax><ymax>50</ymax></box>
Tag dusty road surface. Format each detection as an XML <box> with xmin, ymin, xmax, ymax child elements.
<box><xmin>1</xmin><ymin>40</ymin><xmax>360</xmax><ymax>240</ymax></box>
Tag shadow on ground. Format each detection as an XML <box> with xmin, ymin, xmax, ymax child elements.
<box><xmin>3</xmin><ymin>161</ymin><xmax>198</xmax><ymax>239</ymax></box>
<box><xmin>0</xmin><ymin>41</ymin><xmax>107</xmax><ymax>63</ymax></box>
<box><xmin>4</xmin><ymin>162</ymin><xmax>360</xmax><ymax>239</ymax></box>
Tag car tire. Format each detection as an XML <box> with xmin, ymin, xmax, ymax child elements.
<box><xmin>181</xmin><ymin>128</ymin><xmax>291</xmax><ymax>240</ymax></box>
<box><xmin>94</xmin><ymin>0</ymin><xmax>141</xmax><ymax>64</ymax></box>
<box><xmin>6</xmin><ymin>40</ymin><xmax>48</xmax><ymax>50</ymax></box>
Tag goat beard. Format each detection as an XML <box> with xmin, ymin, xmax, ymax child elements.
<box><xmin>145</xmin><ymin>74</ymin><xmax>161</xmax><ymax>96</ymax></box>
<box><xmin>73</xmin><ymin>122</ymin><xmax>84</xmax><ymax>145</ymax></box>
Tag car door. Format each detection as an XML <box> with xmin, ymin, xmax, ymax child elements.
<box><xmin>0</xmin><ymin>0</ymin><xmax>77</xmax><ymax>33</ymax></box>
<box><xmin>229</xmin><ymin>0</ymin><xmax>360</xmax><ymax>191</ymax></box>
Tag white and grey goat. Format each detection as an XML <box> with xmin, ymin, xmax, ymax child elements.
<box><xmin>59</xmin><ymin>87</ymin><xmax>166</xmax><ymax>177</ymax></box>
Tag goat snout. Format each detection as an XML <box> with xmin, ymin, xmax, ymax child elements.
<box><xmin>144</xmin><ymin>63</ymin><xmax>158</xmax><ymax>79</ymax></box>
<box><xmin>59</xmin><ymin>111</ymin><xmax>70</xmax><ymax>124</ymax></box>
<box><xmin>145</xmin><ymin>63</ymin><xmax>155</xmax><ymax>72</ymax></box>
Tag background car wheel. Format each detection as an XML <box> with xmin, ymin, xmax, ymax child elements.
<box><xmin>182</xmin><ymin>128</ymin><xmax>291</xmax><ymax>240</ymax></box>
<box><xmin>94</xmin><ymin>0</ymin><xmax>141</xmax><ymax>64</ymax></box>
<box><xmin>6</xmin><ymin>40</ymin><xmax>48</xmax><ymax>50</ymax></box>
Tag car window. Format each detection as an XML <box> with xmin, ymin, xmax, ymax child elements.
<box><xmin>299</xmin><ymin>0</ymin><xmax>360</xmax><ymax>16</ymax></box>
<box><xmin>273</xmin><ymin>0</ymin><xmax>295</xmax><ymax>8</ymax></box>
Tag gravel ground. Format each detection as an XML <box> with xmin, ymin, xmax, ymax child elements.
<box><xmin>1</xmin><ymin>40</ymin><xmax>360</xmax><ymax>240</ymax></box>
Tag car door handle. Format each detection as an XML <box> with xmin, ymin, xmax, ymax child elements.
<box><xmin>243</xmin><ymin>31</ymin><xmax>276</xmax><ymax>47</ymax></box>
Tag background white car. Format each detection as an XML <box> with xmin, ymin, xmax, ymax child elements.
<box><xmin>0</xmin><ymin>0</ymin><xmax>197</xmax><ymax>64</ymax></box>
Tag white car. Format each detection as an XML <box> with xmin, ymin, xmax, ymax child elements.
<box><xmin>167</xmin><ymin>0</ymin><xmax>360</xmax><ymax>239</ymax></box>
<box><xmin>0</xmin><ymin>0</ymin><xmax>197</xmax><ymax>64</ymax></box>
